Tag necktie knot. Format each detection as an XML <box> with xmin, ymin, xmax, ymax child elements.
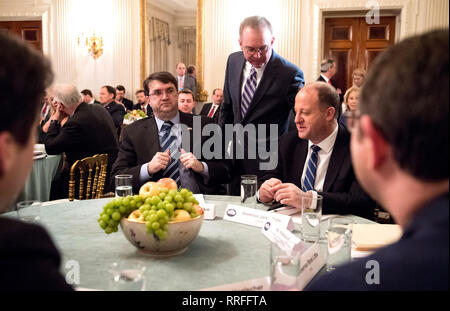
<box><xmin>161</xmin><ymin>121</ymin><xmax>174</xmax><ymax>132</ymax></box>
<box><xmin>311</xmin><ymin>145</ymin><xmax>321</xmax><ymax>153</ymax></box>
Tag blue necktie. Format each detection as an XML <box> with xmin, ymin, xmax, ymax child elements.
<box><xmin>159</xmin><ymin>121</ymin><xmax>180</xmax><ymax>187</ymax></box>
<box><xmin>302</xmin><ymin>145</ymin><xmax>321</xmax><ymax>192</ymax></box>
<box><xmin>241</xmin><ymin>67</ymin><xmax>257</xmax><ymax>119</ymax></box>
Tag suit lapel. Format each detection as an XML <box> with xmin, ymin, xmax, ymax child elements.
<box><xmin>141</xmin><ymin>116</ymin><xmax>161</xmax><ymax>156</ymax></box>
<box><xmin>294</xmin><ymin>138</ymin><xmax>309</xmax><ymax>186</ymax></box>
<box><xmin>323</xmin><ymin>125</ymin><xmax>348</xmax><ymax>192</ymax></box>
<box><xmin>232</xmin><ymin>54</ymin><xmax>246</xmax><ymax>123</ymax></box>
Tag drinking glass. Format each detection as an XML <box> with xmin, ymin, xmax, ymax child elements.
<box><xmin>115</xmin><ymin>175</ymin><xmax>133</xmax><ymax>197</ymax></box>
<box><xmin>270</xmin><ymin>242</ymin><xmax>301</xmax><ymax>291</ymax></box>
<box><xmin>326</xmin><ymin>217</ymin><xmax>353</xmax><ymax>271</ymax></box>
<box><xmin>301</xmin><ymin>194</ymin><xmax>322</xmax><ymax>242</ymax></box>
<box><xmin>108</xmin><ymin>261</ymin><xmax>146</xmax><ymax>291</ymax></box>
<box><xmin>240</xmin><ymin>175</ymin><xmax>257</xmax><ymax>207</ymax></box>
<box><xmin>16</xmin><ymin>200</ymin><xmax>41</xmax><ymax>223</ymax></box>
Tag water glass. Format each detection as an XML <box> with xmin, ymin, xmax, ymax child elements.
<box><xmin>115</xmin><ymin>175</ymin><xmax>133</xmax><ymax>197</ymax></box>
<box><xmin>16</xmin><ymin>200</ymin><xmax>41</xmax><ymax>223</ymax></box>
<box><xmin>326</xmin><ymin>217</ymin><xmax>353</xmax><ymax>272</ymax></box>
<box><xmin>301</xmin><ymin>194</ymin><xmax>322</xmax><ymax>242</ymax></box>
<box><xmin>270</xmin><ymin>242</ymin><xmax>301</xmax><ymax>291</ymax></box>
<box><xmin>108</xmin><ymin>261</ymin><xmax>146</xmax><ymax>291</ymax></box>
<box><xmin>240</xmin><ymin>175</ymin><xmax>257</xmax><ymax>207</ymax></box>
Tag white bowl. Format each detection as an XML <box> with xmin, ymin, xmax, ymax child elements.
<box><xmin>120</xmin><ymin>215</ymin><xmax>203</xmax><ymax>257</ymax></box>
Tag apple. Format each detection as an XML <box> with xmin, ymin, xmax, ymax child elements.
<box><xmin>172</xmin><ymin>209</ymin><xmax>191</xmax><ymax>222</ymax></box>
<box><xmin>139</xmin><ymin>181</ymin><xmax>161</xmax><ymax>198</ymax></box>
<box><xmin>194</xmin><ymin>204</ymin><xmax>204</xmax><ymax>215</ymax></box>
<box><xmin>156</xmin><ymin>178</ymin><xmax>178</xmax><ymax>190</ymax></box>
<box><xmin>128</xmin><ymin>210</ymin><xmax>144</xmax><ymax>222</ymax></box>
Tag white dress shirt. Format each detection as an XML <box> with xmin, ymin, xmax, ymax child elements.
<box><xmin>301</xmin><ymin>123</ymin><xmax>339</xmax><ymax>192</ymax></box>
<box><xmin>320</xmin><ymin>74</ymin><xmax>330</xmax><ymax>83</ymax></box>
<box><xmin>241</xmin><ymin>61</ymin><xmax>266</xmax><ymax>96</ymax></box>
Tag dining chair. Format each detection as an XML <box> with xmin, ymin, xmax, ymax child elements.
<box><xmin>68</xmin><ymin>154</ymin><xmax>108</xmax><ymax>201</ymax></box>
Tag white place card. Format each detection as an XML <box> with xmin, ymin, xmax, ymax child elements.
<box><xmin>261</xmin><ymin>219</ymin><xmax>308</xmax><ymax>257</ymax></box>
<box><xmin>223</xmin><ymin>204</ymin><xmax>294</xmax><ymax>230</ymax></box>
<box><xmin>202</xmin><ymin>203</ymin><xmax>216</xmax><ymax>220</ymax></box>
<box><xmin>193</xmin><ymin>194</ymin><xmax>206</xmax><ymax>206</ymax></box>
<box><xmin>298</xmin><ymin>243</ymin><xmax>325</xmax><ymax>290</ymax></box>
<box><xmin>199</xmin><ymin>277</ymin><xmax>270</xmax><ymax>291</ymax></box>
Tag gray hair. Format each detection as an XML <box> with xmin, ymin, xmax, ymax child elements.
<box><xmin>320</xmin><ymin>59</ymin><xmax>335</xmax><ymax>73</ymax></box>
<box><xmin>239</xmin><ymin>16</ymin><xmax>273</xmax><ymax>38</ymax></box>
<box><xmin>53</xmin><ymin>83</ymin><xmax>81</xmax><ymax>108</ymax></box>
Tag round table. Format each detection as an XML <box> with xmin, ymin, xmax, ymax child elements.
<box><xmin>6</xmin><ymin>195</ymin><xmax>375</xmax><ymax>290</ymax></box>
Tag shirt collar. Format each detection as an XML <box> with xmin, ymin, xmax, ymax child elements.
<box><xmin>154</xmin><ymin>111</ymin><xmax>180</xmax><ymax>132</ymax></box>
<box><xmin>308</xmin><ymin>122</ymin><xmax>339</xmax><ymax>154</ymax></box>
<box><xmin>245</xmin><ymin>61</ymin><xmax>266</xmax><ymax>76</ymax></box>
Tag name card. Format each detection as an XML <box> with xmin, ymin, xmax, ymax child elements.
<box><xmin>261</xmin><ymin>219</ymin><xmax>308</xmax><ymax>257</ymax></box>
<box><xmin>223</xmin><ymin>204</ymin><xmax>294</xmax><ymax>230</ymax></box>
<box><xmin>202</xmin><ymin>203</ymin><xmax>216</xmax><ymax>220</ymax></box>
<box><xmin>298</xmin><ymin>243</ymin><xmax>325</xmax><ymax>290</ymax></box>
<box><xmin>199</xmin><ymin>277</ymin><xmax>270</xmax><ymax>291</ymax></box>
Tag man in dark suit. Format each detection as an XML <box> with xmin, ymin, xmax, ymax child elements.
<box><xmin>199</xmin><ymin>88</ymin><xmax>223</xmax><ymax>123</ymax></box>
<box><xmin>132</xmin><ymin>89</ymin><xmax>153</xmax><ymax>116</ymax></box>
<box><xmin>116</xmin><ymin>85</ymin><xmax>133</xmax><ymax>111</ymax></box>
<box><xmin>176</xmin><ymin>62</ymin><xmax>196</xmax><ymax>96</ymax></box>
<box><xmin>111</xmin><ymin>71</ymin><xmax>231</xmax><ymax>195</ymax></box>
<box><xmin>81</xmin><ymin>89</ymin><xmax>100</xmax><ymax>104</ymax></box>
<box><xmin>219</xmin><ymin>16</ymin><xmax>305</xmax><ymax>195</ymax></box>
<box><xmin>99</xmin><ymin>85</ymin><xmax>126</xmax><ymax>132</ymax></box>
<box><xmin>0</xmin><ymin>31</ymin><xmax>72</xmax><ymax>290</ymax></box>
<box><xmin>306</xmin><ymin>30</ymin><xmax>449</xmax><ymax>290</ymax></box>
<box><xmin>45</xmin><ymin>84</ymin><xmax>119</xmax><ymax>198</ymax></box>
<box><xmin>317</xmin><ymin>58</ymin><xmax>343</xmax><ymax>105</ymax></box>
<box><xmin>259</xmin><ymin>82</ymin><xmax>374</xmax><ymax>219</ymax></box>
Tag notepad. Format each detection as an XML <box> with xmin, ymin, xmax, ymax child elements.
<box><xmin>352</xmin><ymin>224</ymin><xmax>402</xmax><ymax>251</ymax></box>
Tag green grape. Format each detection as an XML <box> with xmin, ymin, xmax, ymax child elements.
<box><xmin>139</xmin><ymin>204</ymin><xmax>150</xmax><ymax>212</ymax></box>
<box><xmin>108</xmin><ymin>219</ymin><xmax>118</xmax><ymax>227</ymax></box>
<box><xmin>145</xmin><ymin>197</ymin><xmax>152</xmax><ymax>205</ymax></box>
<box><xmin>105</xmin><ymin>227</ymin><xmax>113</xmax><ymax>234</ymax></box>
<box><xmin>168</xmin><ymin>189</ymin><xmax>177</xmax><ymax>197</ymax></box>
<box><xmin>149</xmin><ymin>214</ymin><xmax>158</xmax><ymax>222</ymax></box>
<box><xmin>183</xmin><ymin>202</ymin><xmax>193</xmax><ymax>211</ymax></box>
<box><xmin>119</xmin><ymin>205</ymin><xmax>127</xmax><ymax>214</ymax></box>
<box><xmin>122</xmin><ymin>198</ymin><xmax>130</xmax><ymax>207</ymax></box>
<box><xmin>164</xmin><ymin>195</ymin><xmax>173</xmax><ymax>203</ymax></box>
<box><xmin>160</xmin><ymin>187</ymin><xmax>169</xmax><ymax>193</ymax></box>
<box><xmin>99</xmin><ymin>220</ymin><xmax>107</xmax><ymax>229</ymax></box>
<box><xmin>151</xmin><ymin>205</ymin><xmax>157</xmax><ymax>211</ymax></box>
<box><xmin>145</xmin><ymin>215</ymin><xmax>152</xmax><ymax>222</ymax></box>
<box><xmin>159</xmin><ymin>192</ymin><xmax>166</xmax><ymax>200</ymax></box>
<box><xmin>187</xmin><ymin>196</ymin><xmax>197</xmax><ymax>204</ymax></box>
<box><xmin>164</xmin><ymin>203</ymin><xmax>174</xmax><ymax>213</ymax></box>
<box><xmin>145</xmin><ymin>222</ymin><xmax>153</xmax><ymax>232</ymax></box>
<box><xmin>162</xmin><ymin>223</ymin><xmax>168</xmax><ymax>231</ymax></box>
<box><xmin>135</xmin><ymin>196</ymin><xmax>144</xmax><ymax>206</ymax></box>
<box><xmin>112</xmin><ymin>226</ymin><xmax>118</xmax><ymax>233</ymax></box>
<box><xmin>150</xmin><ymin>196</ymin><xmax>161</xmax><ymax>205</ymax></box>
<box><xmin>157</xmin><ymin>202</ymin><xmax>165</xmax><ymax>210</ymax></box>
<box><xmin>151</xmin><ymin>222</ymin><xmax>160</xmax><ymax>230</ymax></box>
<box><xmin>158</xmin><ymin>217</ymin><xmax>167</xmax><ymax>226</ymax></box>
<box><xmin>176</xmin><ymin>202</ymin><xmax>183</xmax><ymax>209</ymax></box>
<box><xmin>174</xmin><ymin>194</ymin><xmax>184</xmax><ymax>203</ymax></box>
<box><xmin>101</xmin><ymin>215</ymin><xmax>109</xmax><ymax>222</ymax></box>
<box><xmin>143</xmin><ymin>211</ymin><xmax>150</xmax><ymax>218</ymax></box>
<box><xmin>129</xmin><ymin>200</ymin><xmax>136</xmax><ymax>209</ymax></box>
<box><xmin>111</xmin><ymin>212</ymin><xmax>121</xmax><ymax>221</ymax></box>
<box><xmin>190</xmin><ymin>212</ymin><xmax>197</xmax><ymax>218</ymax></box>
<box><xmin>158</xmin><ymin>230</ymin><xmax>168</xmax><ymax>240</ymax></box>
<box><xmin>157</xmin><ymin>209</ymin><xmax>167</xmax><ymax>218</ymax></box>
<box><xmin>179</xmin><ymin>188</ymin><xmax>189</xmax><ymax>197</ymax></box>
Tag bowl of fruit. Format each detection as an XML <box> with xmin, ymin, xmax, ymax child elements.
<box><xmin>97</xmin><ymin>178</ymin><xmax>204</xmax><ymax>257</ymax></box>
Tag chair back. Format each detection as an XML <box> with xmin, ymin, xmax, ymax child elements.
<box><xmin>69</xmin><ymin>154</ymin><xmax>108</xmax><ymax>201</ymax></box>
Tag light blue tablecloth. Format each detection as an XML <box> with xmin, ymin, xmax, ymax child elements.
<box><xmin>2</xmin><ymin>195</ymin><xmax>374</xmax><ymax>290</ymax></box>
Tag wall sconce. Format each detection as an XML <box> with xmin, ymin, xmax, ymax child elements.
<box><xmin>78</xmin><ymin>32</ymin><xmax>104</xmax><ymax>59</ymax></box>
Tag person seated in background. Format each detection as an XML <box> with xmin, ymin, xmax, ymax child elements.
<box><xmin>111</xmin><ymin>71</ymin><xmax>231</xmax><ymax>195</ymax></box>
<box><xmin>259</xmin><ymin>82</ymin><xmax>375</xmax><ymax>219</ymax></box>
<box><xmin>176</xmin><ymin>62</ymin><xmax>196</xmax><ymax>95</ymax></box>
<box><xmin>178</xmin><ymin>89</ymin><xmax>196</xmax><ymax>114</ymax></box>
<box><xmin>41</xmin><ymin>95</ymin><xmax>69</xmax><ymax>133</ymax></box>
<box><xmin>0</xmin><ymin>30</ymin><xmax>73</xmax><ymax>290</ymax></box>
<box><xmin>81</xmin><ymin>89</ymin><xmax>100</xmax><ymax>104</ymax></box>
<box><xmin>306</xmin><ymin>29</ymin><xmax>448</xmax><ymax>290</ymax></box>
<box><xmin>351</xmin><ymin>67</ymin><xmax>366</xmax><ymax>88</ymax></box>
<box><xmin>132</xmin><ymin>89</ymin><xmax>152</xmax><ymax>116</ymax></box>
<box><xmin>37</xmin><ymin>90</ymin><xmax>53</xmax><ymax>143</ymax></box>
<box><xmin>115</xmin><ymin>84</ymin><xmax>133</xmax><ymax>111</ymax></box>
<box><xmin>99</xmin><ymin>85</ymin><xmax>126</xmax><ymax>133</ymax></box>
<box><xmin>199</xmin><ymin>88</ymin><xmax>223</xmax><ymax>123</ymax></box>
<box><xmin>340</xmin><ymin>85</ymin><xmax>360</xmax><ymax>120</ymax></box>
<box><xmin>44</xmin><ymin>84</ymin><xmax>119</xmax><ymax>199</ymax></box>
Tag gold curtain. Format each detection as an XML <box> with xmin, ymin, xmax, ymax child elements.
<box><xmin>149</xmin><ymin>17</ymin><xmax>170</xmax><ymax>73</ymax></box>
<box><xmin>177</xmin><ymin>27</ymin><xmax>196</xmax><ymax>67</ymax></box>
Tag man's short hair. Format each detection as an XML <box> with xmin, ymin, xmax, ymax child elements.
<box><xmin>320</xmin><ymin>59</ymin><xmax>335</xmax><ymax>73</ymax></box>
<box><xmin>81</xmin><ymin>89</ymin><xmax>93</xmax><ymax>97</ymax></box>
<box><xmin>360</xmin><ymin>29</ymin><xmax>449</xmax><ymax>181</ymax></box>
<box><xmin>54</xmin><ymin>84</ymin><xmax>81</xmax><ymax>108</ymax></box>
<box><xmin>239</xmin><ymin>16</ymin><xmax>273</xmax><ymax>38</ymax></box>
<box><xmin>103</xmin><ymin>85</ymin><xmax>116</xmax><ymax>98</ymax></box>
<box><xmin>212</xmin><ymin>88</ymin><xmax>222</xmax><ymax>96</ymax></box>
<box><xmin>178</xmin><ymin>89</ymin><xmax>194</xmax><ymax>100</ymax></box>
<box><xmin>187</xmin><ymin>65</ymin><xmax>196</xmax><ymax>75</ymax></box>
<box><xmin>0</xmin><ymin>31</ymin><xmax>53</xmax><ymax>145</ymax></box>
<box><xmin>116</xmin><ymin>85</ymin><xmax>125</xmax><ymax>92</ymax></box>
<box><xmin>143</xmin><ymin>71</ymin><xmax>178</xmax><ymax>96</ymax></box>
<box><xmin>311</xmin><ymin>82</ymin><xmax>340</xmax><ymax>119</ymax></box>
<box><xmin>135</xmin><ymin>89</ymin><xmax>145</xmax><ymax>96</ymax></box>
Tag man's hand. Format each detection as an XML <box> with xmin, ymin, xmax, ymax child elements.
<box><xmin>179</xmin><ymin>148</ymin><xmax>204</xmax><ymax>173</ymax></box>
<box><xmin>259</xmin><ymin>178</ymin><xmax>282</xmax><ymax>203</ymax></box>
<box><xmin>147</xmin><ymin>151</ymin><xmax>171</xmax><ymax>174</ymax></box>
<box><xmin>271</xmin><ymin>183</ymin><xmax>305</xmax><ymax>209</ymax></box>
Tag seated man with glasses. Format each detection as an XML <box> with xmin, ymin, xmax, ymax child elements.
<box><xmin>259</xmin><ymin>82</ymin><xmax>375</xmax><ymax>219</ymax></box>
<box><xmin>111</xmin><ymin>71</ymin><xmax>231</xmax><ymax>195</ymax></box>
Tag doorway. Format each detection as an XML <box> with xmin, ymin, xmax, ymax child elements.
<box><xmin>0</xmin><ymin>20</ymin><xmax>43</xmax><ymax>53</ymax></box>
<box><xmin>323</xmin><ymin>16</ymin><xmax>396</xmax><ymax>92</ymax></box>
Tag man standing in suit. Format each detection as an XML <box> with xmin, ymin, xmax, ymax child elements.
<box><xmin>45</xmin><ymin>84</ymin><xmax>119</xmax><ymax>198</ymax></box>
<box><xmin>176</xmin><ymin>62</ymin><xmax>196</xmax><ymax>96</ymax></box>
<box><xmin>132</xmin><ymin>89</ymin><xmax>153</xmax><ymax>116</ymax></box>
<box><xmin>317</xmin><ymin>59</ymin><xmax>343</xmax><ymax>104</ymax></box>
<box><xmin>99</xmin><ymin>85</ymin><xmax>126</xmax><ymax>132</ymax></box>
<box><xmin>259</xmin><ymin>82</ymin><xmax>374</xmax><ymax>219</ymax></box>
<box><xmin>111</xmin><ymin>71</ymin><xmax>231</xmax><ymax>195</ymax></box>
<box><xmin>219</xmin><ymin>16</ymin><xmax>305</xmax><ymax>195</ymax></box>
<box><xmin>115</xmin><ymin>85</ymin><xmax>134</xmax><ymax>111</ymax></box>
<box><xmin>0</xmin><ymin>31</ymin><xmax>72</xmax><ymax>290</ymax></box>
<box><xmin>199</xmin><ymin>88</ymin><xmax>223</xmax><ymax>123</ymax></box>
<box><xmin>81</xmin><ymin>89</ymin><xmax>100</xmax><ymax>104</ymax></box>
<box><xmin>306</xmin><ymin>30</ymin><xmax>448</xmax><ymax>290</ymax></box>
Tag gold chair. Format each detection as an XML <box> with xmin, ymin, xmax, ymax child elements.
<box><xmin>69</xmin><ymin>154</ymin><xmax>108</xmax><ymax>201</ymax></box>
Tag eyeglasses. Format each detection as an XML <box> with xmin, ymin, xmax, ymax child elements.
<box><xmin>342</xmin><ymin>110</ymin><xmax>360</xmax><ymax>132</ymax></box>
<box><xmin>244</xmin><ymin>45</ymin><xmax>270</xmax><ymax>55</ymax></box>
<box><xmin>149</xmin><ymin>87</ymin><xmax>177</xmax><ymax>98</ymax></box>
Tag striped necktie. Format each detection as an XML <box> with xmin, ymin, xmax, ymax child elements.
<box><xmin>302</xmin><ymin>145</ymin><xmax>321</xmax><ymax>192</ymax></box>
<box><xmin>159</xmin><ymin>121</ymin><xmax>180</xmax><ymax>187</ymax></box>
<box><xmin>241</xmin><ymin>67</ymin><xmax>257</xmax><ymax>119</ymax></box>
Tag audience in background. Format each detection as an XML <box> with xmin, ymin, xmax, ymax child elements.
<box><xmin>99</xmin><ymin>85</ymin><xmax>126</xmax><ymax>133</ymax></box>
<box><xmin>340</xmin><ymin>86</ymin><xmax>360</xmax><ymax>124</ymax></box>
<box><xmin>178</xmin><ymin>89</ymin><xmax>196</xmax><ymax>114</ymax></box>
<box><xmin>81</xmin><ymin>89</ymin><xmax>100</xmax><ymax>104</ymax></box>
<box><xmin>132</xmin><ymin>89</ymin><xmax>152</xmax><ymax>116</ymax></box>
<box><xmin>351</xmin><ymin>68</ymin><xmax>366</xmax><ymax>88</ymax></box>
<box><xmin>318</xmin><ymin>58</ymin><xmax>343</xmax><ymax>102</ymax></box>
<box><xmin>115</xmin><ymin>85</ymin><xmax>133</xmax><ymax>111</ymax></box>
<box><xmin>176</xmin><ymin>62</ymin><xmax>196</xmax><ymax>96</ymax></box>
<box><xmin>199</xmin><ymin>88</ymin><xmax>223</xmax><ymax>123</ymax></box>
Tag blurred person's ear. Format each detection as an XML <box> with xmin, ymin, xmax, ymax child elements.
<box><xmin>0</xmin><ymin>132</ymin><xmax>17</xmax><ymax>178</ymax></box>
<box><xmin>360</xmin><ymin>115</ymin><xmax>390</xmax><ymax>170</ymax></box>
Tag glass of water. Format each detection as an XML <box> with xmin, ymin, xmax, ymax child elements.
<box><xmin>240</xmin><ymin>175</ymin><xmax>258</xmax><ymax>207</ymax></box>
<box><xmin>326</xmin><ymin>217</ymin><xmax>353</xmax><ymax>272</ymax></box>
<box><xmin>108</xmin><ymin>260</ymin><xmax>146</xmax><ymax>291</ymax></box>
<box><xmin>301</xmin><ymin>194</ymin><xmax>322</xmax><ymax>243</ymax></box>
<box><xmin>270</xmin><ymin>242</ymin><xmax>301</xmax><ymax>291</ymax></box>
<box><xmin>16</xmin><ymin>200</ymin><xmax>41</xmax><ymax>223</ymax></box>
<box><xmin>115</xmin><ymin>175</ymin><xmax>133</xmax><ymax>197</ymax></box>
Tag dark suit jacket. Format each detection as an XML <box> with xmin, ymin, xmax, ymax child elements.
<box><xmin>132</xmin><ymin>103</ymin><xmax>153</xmax><ymax>117</ymax></box>
<box><xmin>261</xmin><ymin>124</ymin><xmax>375</xmax><ymax>219</ymax></box>
<box><xmin>317</xmin><ymin>75</ymin><xmax>344</xmax><ymax>107</ymax></box>
<box><xmin>305</xmin><ymin>194</ymin><xmax>449</xmax><ymax>290</ymax></box>
<box><xmin>120</xmin><ymin>97</ymin><xmax>133</xmax><ymax>111</ymax></box>
<box><xmin>182</xmin><ymin>74</ymin><xmax>197</xmax><ymax>97</ymax></box>
<box><xmin>111</xmin><ymin>111</ymin><xmax>231</xmax><ymax>194</ymax></box>
<box><xmin>44</xmin><ymin>102</ymin><xmax>119</xmax><ymax>191</ymax></box>
<box><xmin>0</xmin><ymin>217</ymin><xmax>73</xmax><ymax>291</ymax></box>
<box><xmin>103</xmin><ymin>101</ymin><xmax>126</xmax><ymax>130</ymax></box>
<box><xmin>199</xmin><ymin>103</ymin><xmax>220</xmax><ymax>123</ymax></box>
